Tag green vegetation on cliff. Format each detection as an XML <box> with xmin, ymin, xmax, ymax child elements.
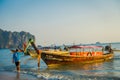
<box><xmin>0</xmin><ymin>29</ymin><xmax>35</xmax><ymax>48</ymax></box>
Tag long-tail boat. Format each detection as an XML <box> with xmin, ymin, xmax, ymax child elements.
<box><xmin>28</xmin><ymin>45</ymin><xmax>114</xmax><ymax>66</ymax></box>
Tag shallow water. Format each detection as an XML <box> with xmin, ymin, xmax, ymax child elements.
<box><xmin>0</xmin><ymin>43</ymin><xmax>120</xmax><ymax>80</ymax></box>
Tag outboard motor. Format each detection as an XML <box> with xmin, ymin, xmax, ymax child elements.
<box><xmin>105</xmin><ymin>45</ymin><xmax>113</xmax><ymax>53</ymax></box>
<box><xmin>105</xmin><ymin>46</ymin><xmax>110</xmax><ymax>51</ymax></box>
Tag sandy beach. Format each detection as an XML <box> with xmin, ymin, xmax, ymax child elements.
<box><xmin>0</xmin><ymin>71</ymin><xmax>37</xmax><ymax>80</ymax></box>
<box><xmin>0</xmin><ymin>72</ymin><xmax>16</xmax><ymax>80</ymax></box>
<box><xmin>0</xmin><ymin>72</ymin><xmax>20</xmax><ymax>80</ymax></box>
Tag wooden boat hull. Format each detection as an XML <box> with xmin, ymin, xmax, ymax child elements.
<box><xmin>41</xmin><ymin>52</ymin><xmax>114</xmax><ymax>65</ymax></box>
<box><xmin>28</xmin><ymin>50</ymin><xmax>38</xmax><ymax>58</ymax></box>
<box><xmin>28</xmin><ymin>50</ymin><xmax>114</xmax><ymax>66</ymax></box>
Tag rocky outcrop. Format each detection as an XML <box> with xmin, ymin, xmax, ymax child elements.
<box><xmin>0</xmin><ymin>28</ymin><xmax>35</xmax><ymax>48</ymax></box>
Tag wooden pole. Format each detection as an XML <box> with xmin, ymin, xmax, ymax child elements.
<box><xmin>29</xmin><ymin>39</ymin><xmax>41</xmax><ymax>67</ymax></box>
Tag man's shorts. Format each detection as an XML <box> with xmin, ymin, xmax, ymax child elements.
<box><xmin>15</xmin><ymin>61</ymin><xmax>20</xmax><ymax>67</ymax></box>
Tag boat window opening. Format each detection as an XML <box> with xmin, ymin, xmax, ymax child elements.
<box><xmin>84</xmin><ymin>48</ymin><xmax>89</xmax><ymax>52</ymax></box>
<box><xmin>93</xmin><ymin>48</ymin><xmax>103</xmax><ymax>52</ymax></box>
<box><xmin>69</xmin><ymin>48</ymin><xmax>76</xmax><ymax>52</ymax></box>
<box><xmin>83</xmin><ymin>48</ymin><xmax>84</xmax><ymax>52</ymax></box>
<box><xmin>89</xmin><ymin>48</ymin><xmax>93</xmax><ymax>52</ymax></box>
<box><xmin>77</xmin><ymin>48</ymin><xmax>80</xmax><ymax>52</ymax></box>
<box><xmin>80</xmin><ymin>48</ymin><xmax>84</xmax><ymax>52</ymax></box>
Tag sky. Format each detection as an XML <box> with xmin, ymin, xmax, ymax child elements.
<box><xmin>0</xmin><ymin>0</ymin><xmax>120</xmax><ymax>46</ymax></box>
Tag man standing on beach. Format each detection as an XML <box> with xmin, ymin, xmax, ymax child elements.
<box><xmin>12</xmin><ymin>49</ymin><xmax>23</xmax><ymax>72</ymax></box>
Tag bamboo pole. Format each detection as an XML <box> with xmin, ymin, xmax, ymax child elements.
<box><xmin>29</xmin><ymin>39</ymin><xmax>41</xmax><ymax>67</ymax></box>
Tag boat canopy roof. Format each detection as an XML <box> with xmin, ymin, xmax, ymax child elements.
<box><xmin>70</xmin><ymin>45</ymin><xmax>102</xmax><ymax>49</ymax></box>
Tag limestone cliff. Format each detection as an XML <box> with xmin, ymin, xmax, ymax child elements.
<box><xmin>0</xmin><ymin>29</ymin><xmax>35</xmax><ymax>48</ymax></box>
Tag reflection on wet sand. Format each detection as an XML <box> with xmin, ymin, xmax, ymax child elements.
<box><xmin>16</xmin><ymin>72</ymin><xmax>20</xmax><ymax>80</ymax></box>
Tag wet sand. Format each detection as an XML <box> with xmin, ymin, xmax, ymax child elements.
<box><xmin>0</xmin><ymin>72</ymin><xmax>19</xmax><ymax>80</ymax></box>
<box><xmin>0</xmin><ymin>71</ymin><xmax>37</xmax><ymax>80</ymax></box>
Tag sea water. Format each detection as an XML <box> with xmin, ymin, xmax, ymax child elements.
<box><xmin>0</xmin><ymin>43</ymin><xmax>120</xmax><ymax>80</ymax></box>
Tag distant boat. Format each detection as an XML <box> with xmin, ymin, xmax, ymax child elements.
<box><xmin>28</xmin><ymin>45</ymin><xmax>114</xmax><ymax>66</ymax></box>
<box><xmin>112</xmin><ymin>49</ymin><xmax>120</xmax><ymax>52</ymax></box>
